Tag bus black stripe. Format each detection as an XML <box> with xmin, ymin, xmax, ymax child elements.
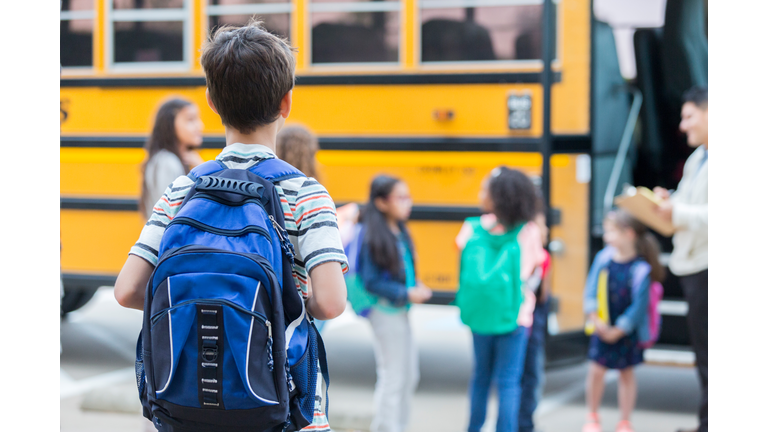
<box><xmin>61</xmin><ymin>135</ymin><xmax>589</xmax><ymax>153</ymax></box>
<box><xmin>61</xmin><ymin>197</ymin><xmax>483</xmax><ymax>222</ymax></box>
<box><xmin>60</xmin><ymin>72</ymin><xmax>561</xmax><ymax>88</ymax></box>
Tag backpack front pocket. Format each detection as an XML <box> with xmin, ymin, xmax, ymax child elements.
<box><xmin>149</xmin><ymin>273</ymin><xmax>279</xmax><ymax>409</ymax></box>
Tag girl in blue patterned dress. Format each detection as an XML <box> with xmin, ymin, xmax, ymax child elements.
<box><xmin>582</xmin><ymin>209</ymin><xmax>666</xmax><ymax>432</ymax></box>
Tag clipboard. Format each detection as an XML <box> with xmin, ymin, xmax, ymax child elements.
<box><xmin>613</xmin><ymin>186</ymin><xmax>675</xmax><ymax>237</ymax></box>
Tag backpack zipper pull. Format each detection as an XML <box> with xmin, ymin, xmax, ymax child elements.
<box><xmin>269</xmin><ymin>215</ymin><xmax>286</xmax><ymax>243</ymax></box>
<box><xmin>269</xmin><ymin>215</ymin><xmax>296</xmax><ymax>263</ymax></box>
<box><xmin>266</xmin><ymin>320</ymin><xmax>274</xmax><ymax>372</ymax></box>
<box><xmin>286</xmin><ymin>359</ymin><xmax>296</xmax><ymax>392</ymax></box>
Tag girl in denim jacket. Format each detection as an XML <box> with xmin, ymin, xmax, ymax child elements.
<box><xmin>582</xmin><ymin>209</ymin><xmax>665</xmax><ymax>432</ymax></box>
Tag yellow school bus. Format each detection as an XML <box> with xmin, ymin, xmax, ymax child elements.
<box><xmin>61</xmin><ymin>0</ymin><xmax>707</xmax><ymax>360</ymax></box>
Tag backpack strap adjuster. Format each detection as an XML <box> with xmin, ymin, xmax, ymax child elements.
<box><xmin>202</xmin><ymin>339</ymin><xmax>218</xmax><ymax>362</ymax></box>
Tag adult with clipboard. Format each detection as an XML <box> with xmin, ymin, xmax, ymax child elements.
<box><xmin>653</xmin><ymin>86</ymin><xmax>709</xmax><ymax>432</ymax></box>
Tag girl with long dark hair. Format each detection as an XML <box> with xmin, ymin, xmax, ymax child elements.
<box><xmin>139</xmin><ymin>98</ymin><xmax>204</xmax><ymax>219</ymax></box>
<box><xmin>582</xmin><ymin>209</ymin><xmax>665</xmax><ymax>432</ymax></box>
<box><xmin>357</xmin><ymin>175</ymin><xmax>432</xmax><ymax>432</ymax></box>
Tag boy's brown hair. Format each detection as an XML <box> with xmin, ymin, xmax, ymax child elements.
<box><xmin>201</xmin><ymin>19</ymin><xmax>296</xmax><ymax>134</ymax></box>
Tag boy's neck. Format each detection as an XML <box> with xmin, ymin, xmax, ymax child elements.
<box><xmin>224</xmin><ymin>122</ymin><xmax>281</xmax><ymax>152</ymax></box>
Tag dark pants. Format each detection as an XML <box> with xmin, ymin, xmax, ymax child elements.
<box><xmin>680</xmin><ymin>269</ymin><xmax>708</xmax><ymax>432</ymax></box>
<box><xmin>518</xmin><ymin>299</ymin><xmax>549</xmax><ymax>432</ymax></box>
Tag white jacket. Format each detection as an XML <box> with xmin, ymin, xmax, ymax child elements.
<box><xmin>669</xmin><ymin>145</ymin><xmax>708</xmax><ymax>276</ymax></box>
<box><xmin>142</xmin><ymin>150</ymin><xmax>185</xmax><ymax>220</ymax></box>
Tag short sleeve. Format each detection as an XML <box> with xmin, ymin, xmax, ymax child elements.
<box><xmin>129</xmin><ymin>175</ymin><xmax>194</xmax><ymax>266</ymax></box>
<box><xmin>293</xmin><ymin>179</ymin><xmax>349</xmax><ymax>274</ymax></box>
<box><xmin>144</xmin><ymin>151</ymin><xmax>186</xmax><ymax>219</ymax></box>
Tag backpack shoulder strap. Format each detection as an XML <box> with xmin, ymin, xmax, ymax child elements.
<box><xmin>187</xmin><ymin>160</ymin><xmax>226</xmax><ymax>181</ymax></box>
<box><xmin>248</xmin><ymin>158</ymin><xmax>305</xmax><ymax>183</ymax></box>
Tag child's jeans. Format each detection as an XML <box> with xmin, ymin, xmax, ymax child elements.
<box><xmin>368</xmin><ymin>308</ymin><xmax>420</xmax><ymax>432</ymax></box>
<box><xmin>518</xmin><ymin>299</ymin><xmax>549</xmax><ymax>432</ymax></box>
<box><xmin>468</xmin><ymin>326</ymin><xmax>529</xmax><ymax>432</ymax></box>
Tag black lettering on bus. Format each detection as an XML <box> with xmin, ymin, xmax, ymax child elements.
<box><xmin>60</xmin><ymin>99</ymin><xmax>70</xmax><ymax>124</ymax></box>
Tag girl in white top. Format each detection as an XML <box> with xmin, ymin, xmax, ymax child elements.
<box><xmin>140</xmin><ymin>98</ymin><xmax>205</xmax><ymax>220</ymax></box>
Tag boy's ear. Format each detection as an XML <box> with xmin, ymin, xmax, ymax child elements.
<box><xmin>205</xmin><ymin>88</ymin><xmax>219</xmax><ymax>115</ymax></box>
<box><xmin>279</xmin><ymin>90</ymin><xmax>292</xmax><ymax>119</ymax></box>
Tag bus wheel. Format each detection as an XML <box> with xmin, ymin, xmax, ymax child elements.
<box><xmin>61</xmin><ymin>287</ymin><xmax>97</xmax><ymax>318</ymax></box>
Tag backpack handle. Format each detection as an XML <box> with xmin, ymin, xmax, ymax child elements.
<box><xmin>195</xmin><ymin>176</ymin><xmax>265</xmax><ymax>198</ymax></box>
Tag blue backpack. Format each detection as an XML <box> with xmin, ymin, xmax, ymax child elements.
<box><xmin>135</xmin><ymin>158</ymin><xmax>329</xmax><ymax>432</ymax></box>
<box><xmin>342</xmin><ymin>224</ymin><xmax>377</xmax><ymax>317</ymax></box>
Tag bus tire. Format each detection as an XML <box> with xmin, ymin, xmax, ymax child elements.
<box><xmin>61</xmin><ymin>287</ymin><xmax>97</xmax><ymax>317</ymax></box>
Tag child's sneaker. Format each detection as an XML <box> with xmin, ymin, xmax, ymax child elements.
<box><xmin>582</xmin><ymin>413</ymin><xmax>601</xmax><ymax>432</ymax></box>
<box><xmin>615</xmin><ymin>420</ymin><xmax>634</xmax><ymax>432</ymax></box>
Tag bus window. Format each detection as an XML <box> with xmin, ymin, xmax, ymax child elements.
<box><xmin>60</xmin><ymin>0</ymin><xmax>94</xmax><ymax>69</ymax></box>
<box><xmin>207</xmin><ymin>0</ymin><xmax>292</xmax><ymax>41</ymax></box>
<box><xmin>420</xmin><ymin>0</ymin><xmax>542</xmax><ymax>63</ymax></box>
<box><xmin>310</xmin><ymin>0</ymin><xmax>400</xmax><ymax>64</ymax></box>
<box><xmin>110</xmin><ymin>0</ymin><xmax>188</xmax><ymax>67</ymax></box>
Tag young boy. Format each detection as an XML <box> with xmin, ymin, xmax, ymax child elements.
<box><xmin>114</xmin><ymin>20</ymin><xmax>348</xmax><ymax>432</ymax></box>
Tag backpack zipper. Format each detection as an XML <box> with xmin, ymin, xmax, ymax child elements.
<box><xmin>167</xmin><ymin>217</ymin><xmax>272</xmax><ymax>242</ymax></box>
<box><xmin>155</xmin><ymin>245</ymin><xmax>280</xmax><ymax>281</ymax></box>
<box><xmin>151</xmin><ymin>298</ymin><xmax>275</xmax><ymax>372</ymax></box>
<box><xmin>150</xmin><ymin>297</ymin><xmax>270</xmax><ymax>327</ymax></box>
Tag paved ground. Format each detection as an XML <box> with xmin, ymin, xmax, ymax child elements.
<box><xmin>61</xmin><ymin>287</ymin><xmax>699</xmax><ymax>432</ymax></box>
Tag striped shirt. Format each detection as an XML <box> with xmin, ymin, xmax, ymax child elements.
<box><xmin>129</xmin><ymin>143</ymin><xmax>349</xmax><ymax>299</ymax></box>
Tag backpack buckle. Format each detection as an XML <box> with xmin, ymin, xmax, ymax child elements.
<box><xmin>202</xmin><ymin>338</ymin><xmax>218</xmax><ymax>362</ymax></box>
<box><xmin>202</xmin><ymin>346</ymin><xmax>218</xmax><ymax>362</ymax></box>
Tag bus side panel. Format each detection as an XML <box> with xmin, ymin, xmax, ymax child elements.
<box><xmin>60</xmin><ymin>210</ymin><xmax>145</xmax><ymax>275</ymax></box>
<box><xmin>316</xmin><ymin>150</ymin><xmax>542</xmax><ymax>205</ymax></box>
<box><xmin>60</xmin><ymin>88</ymin><xmax>213</xmax><ymax>135</ymax></box>
<box><xmin>549</xmin><ymin>154</ymin><xmax>590</xmax><ymax>333</ymax></box>
<box><xmin>551</xmin><ymin>0</ymin><xmax>592</xmax><ymax>135</ymax></box>
<box><xmin>61</xmin><ymin>148</ymin><xmax>145</xmax><ymax>197</ymax></box>
<box><xmin>62</xmin><ymin>85</ymin><xmax>544</xmax><ymax>137</ymax></box>
<box><xmin>409</xmin><ymin>221</ymin><xmax>463</xmax><ymax>292</ymax></box>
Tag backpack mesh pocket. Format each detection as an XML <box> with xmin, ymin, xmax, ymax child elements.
<box><xmin>135</xmin><ymin>333</ymin><xmax>146</xmax><ymax>398</ymax></box>
<box><xmin>288</xmin><ymin>322</ymin><xmax>320</xmax><ymax>428</ymax></box>
<box><xmin>135</xmin><ymin>333</ymin><xmax>151</xmax><ymax>420</ymax></box>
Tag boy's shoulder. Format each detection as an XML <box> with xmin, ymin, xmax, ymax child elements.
<box><xmin>275</xmin><ymin>174</ymin><xmax>313</xmax><ymax>192</ymax></box>
<box><xmin>158</xmin><ymin>174</ymin><xmax>195</xmax><ymax>207</ymax></box>
<box><xmin>275</xmin><ymin>175</ymin><xmax>332</xmax><ymax>206</ymax></box>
